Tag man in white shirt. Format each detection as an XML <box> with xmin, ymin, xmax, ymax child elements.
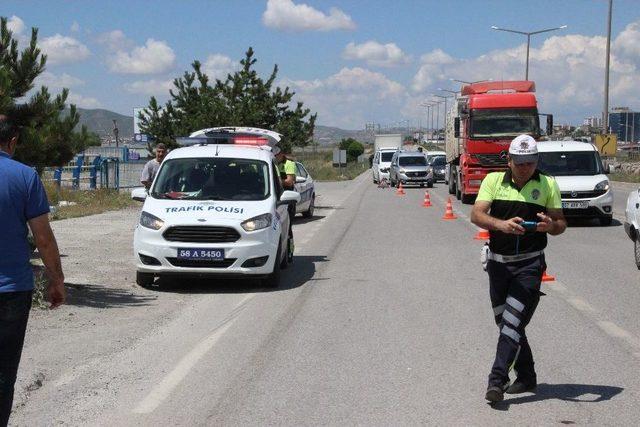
<box><xmin>140</xmin><ymin>143</ymin><xmax>167</xmax><ymax>189</ymax></box>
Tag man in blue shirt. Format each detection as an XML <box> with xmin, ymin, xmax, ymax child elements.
<box><xmin>0</xmin><ymin>115</ymin><xmax>65</xmax><ymax>425</ymax></box>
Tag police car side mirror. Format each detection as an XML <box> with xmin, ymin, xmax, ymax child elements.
<box><xmin>295</xmin><ymin>176</ymin><xmax>306</xmax><ymax>184</ymax></box>
<box><xmin>278</xmin><ymin>190</ymin><xmax>301</xmax><ymax>206</ymax></box>
<box><xmin>131</xmin><ymin>187</ymin><xmax>147</xmax><ymax>202</ymax></box>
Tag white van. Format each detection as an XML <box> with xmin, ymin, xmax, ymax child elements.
<box><xmin>537</xmin><ymin>140</ymin><xmax>613</xmax><ymax>226</ymax></box>
<box><xmin>131</xmin><ymin>127</ymin><xmax>300</xmax><ymax>288</ymax></box>
<box><xmin>372</xmin><ymin>148</ymin><xmax>397</xmax><ymax>183</ymax></box>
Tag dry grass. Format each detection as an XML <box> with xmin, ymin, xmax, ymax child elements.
<box><xmin>610</xmin><ymin>172</ymin><xmax>640</xmax><ymax>183</ymax></box>
<box><xmin>293</xmin><ymin>151</ymin><xmax>368</xmax><ymax>181</ymax></box>
<box><xmin>44</xmin><ymin>182</ymin><xmax>137</xmax><ymax>221</ymax></box>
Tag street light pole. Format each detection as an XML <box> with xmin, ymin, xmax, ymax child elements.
<box><xmin>603</xmin><ymin>0</ymin><xmax>613</xmax><ymax>134</ymax></box>
<box><xmin>434</xmin><ymin>94</ymin><xmax>452</xmax><ymax>130</ymax></box>
<box><xmin>491</xmin><ymin>25</ymin><xmax>567</xmax><ymax>80</ymax></box>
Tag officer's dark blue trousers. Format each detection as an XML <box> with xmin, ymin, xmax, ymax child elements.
<box><xmin>486</xmin><ymin>256</ymin><xmax>545</xmax><ymax>388</ymax></box>
<box><xmin>0</xmin><ymin>291</ymin><xmax>32</xmax><ymax>427</ymax></box>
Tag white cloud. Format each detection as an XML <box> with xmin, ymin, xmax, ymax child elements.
<box><xmin>35</xmin><ymin>71</ymin><xmax>84</xmax><ymax>89</ymax></box>
<box><xmin>70</xmin><ymin>21</ymin><xmax>80</xmax><ymax>32</ymax></box>
<box><xmin>97</xmin><ymin>30</ymin><xmax>133</xmax><ymax>52</ymax></box>
<box><xmin>108</xmin><ymin>39</ymin><xmax>175</xmax><ymax>74</ymax></box>
<box><xmin>342</xmin><ymin>41</ymin><xmax>411</xmax><ymax>67</ymax></box>
<box><xmin>7</xmin><ymin>15</ymin><xmax>25</xmax><ymax>35</ymax></box>
<box><xmin>39</xmin><ymin>34</ymin><xmax>91</xmax><ymax>65</ymax></box>
<box><xmin>67</xmin><ymin>92</ymin><xmax>101</xmax><ymax>109</ymax></box>
<box><xmin>124</xmin><ymin>78</ymin><xmax>173</xmax><ymax>96</ymax></box>
<box><xmin>263</xmin><ymin>0</ymin><xmax>356</xmax><ymax>32</ymax></box>
<box><xmin>202</xmin><ymin>54</ymin><xmax>240</xmax><ymax>80</ymax></box>
<box><xmin>281</xmin><ymin>67</ymin><xmax>405</xmax><ymax>128</ymax></box>
<box><xmin>409</xmin><ymin>21</ymin><xmax>640</xmax><ymax>124</ymax></box>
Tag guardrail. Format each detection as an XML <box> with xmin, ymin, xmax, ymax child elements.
<box><xmin>43</xmin><ymin>155</ymin><xmax>147</xmax><ymax>190</ymax></box>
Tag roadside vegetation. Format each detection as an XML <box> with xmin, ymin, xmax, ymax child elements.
<box><xmin>44</xmin><ymin>182</ymin><xmax>137</xmax><ymax>221</ymax></box>
<box><xmin>294</xmin><ymin>150</ymin><xmax>369</xmax><ymax>181</ymax></box>
<box><xmin>610</xmin><ymin>173</ymin><xmax>640</xmax><ymax>183</ymax></box>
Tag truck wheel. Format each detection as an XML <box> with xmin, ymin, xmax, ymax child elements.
<box><xmin>264</xmin><ymin>244</ymin><xmax>282</xmax><ymax>288</ymax></box>
<box><xmin>461</xmin><ymin>193</ymin><xmax>475</xmax><ymax>204</ymax></box>
<box><xmin>455</xmin><ymin>177</ymin><xmax>462</xmax><ymax>200</ymax></box>
<box><xmin>448</xmin><ymin>168</ymin><xmax>456</xmax><ymax>195</ymax></box>
<box><xmin>635</xmin><ymin>238</ymin><xmax>640</xmax><ymax>270</ymax></box>
<box><xmin>599</xmin><ymin>215</ymin><xmax>612</xmax><ymax>226</ymax></box>
<box><xmin>136</xmin><ymin>271</ymin><xmax>154</xmax><ymax>288</ymax></box>
<box><xmin>427</xmin><ymin>180</ymin><xmax>433</xmax><ymax>188</ymax></box>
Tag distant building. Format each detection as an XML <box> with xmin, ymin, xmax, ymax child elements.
<box><xmin>583</xmin><ymin>116</ymin><xmax>602</xmax><ymax>128</ymax></box>
<box><xmin>610</xmin><ymin>107</ymin><xmax>640</xmax><ymax>143</ymax></box>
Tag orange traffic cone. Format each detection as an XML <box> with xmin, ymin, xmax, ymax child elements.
<box><xmin>474</xmin><ymin>228</ymin><xmax>490</xmax><ymax>240</ymax></box>
<box><xmin>396</xmin><ymin>182</ymin><xmax>405</xmax><ymax>196</ymax></box>
<box><xmin>542</xmin><ymin>270</ymin><xmax>555</xmax><ymax>282</ymax></box>
<box><xmin>442</xmin><ymin>197</ymin><xmax>457</xmax><ymax>220</ymax></box>
<box><xmin>422</xmin><ymin>191</ymin><xmax>432</xmax><ymax>207</ymax></box>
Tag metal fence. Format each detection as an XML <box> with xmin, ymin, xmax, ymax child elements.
<box><xmin>42</xmin><ymin>155</ymin><xmax>147</xmax><ymax>190</ymax></box>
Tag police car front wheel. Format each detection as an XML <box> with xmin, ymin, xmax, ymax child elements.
<box><xmin>136</xmin><ymin>271</ymin><xmax>155</xmax><ymax>288</ymax></box>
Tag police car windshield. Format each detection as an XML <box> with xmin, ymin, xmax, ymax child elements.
<box><xmin>399</xmin><ymin>156</ymin><xmax>427</xmax><ymax>166</ymax></box>
<box><xmin>537</xmin><ymin>151</ymin><xmax>603</xmax><ymax>176</ymax></box>
<box><xmin>470</xmin><ymin>108</ymin><xmax>539</xmax><ymax>138</ymax></box>
<box><xmin>151</xmin><ymin>158</ymin><xmax>270</xmax><ymax>201</ymax></box>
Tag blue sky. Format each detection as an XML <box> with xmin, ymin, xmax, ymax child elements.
<box><xmin>4</xmin><ymin>0</ymin><xmax>640</xmax><ymax>130</ymax></box>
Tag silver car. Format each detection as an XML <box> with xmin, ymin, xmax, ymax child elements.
<box><xmin>294</xmin><ymin>161</ymin><xmax>315</xmax><ymax>218</ymax></box>
<box><xmin>389</xmin><ymin>151</ymin><xmax>433</xmax><ymax>188</ymax></box>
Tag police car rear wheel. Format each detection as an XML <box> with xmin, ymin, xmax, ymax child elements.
<box><xmin>136</xmin><ymin>271</ymin><xmax>154</xmax><ymax>288</ymax></box>
<box><xmin>634</xmin><ymin>238</ymin><xmax>640</xmax><ymax>270</ymax></box>
<box><xmin>302</xmin><ymin>196</ymin><xmax>315</xmax><ymax>218</ymax></box>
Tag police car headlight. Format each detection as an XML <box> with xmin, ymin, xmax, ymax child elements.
<box><xmin>595</xmin><ymin>180</ymin><xmax>609</xmax><ymax>191</ymax></box>
<box><xmin>241</xmin><ymin>213</ymin><xmax>272</xmax><ymax>232</ymax></box>
<box><xmin>140</xmin><ymin>211</ymin><xmax>165</xmax><ymax>230</ymax></box>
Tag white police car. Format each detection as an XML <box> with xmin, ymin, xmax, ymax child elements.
<box><xmin>131</xmin><ymin>127</ymin><xmax>300</xmax><ymax>288</ymax></box>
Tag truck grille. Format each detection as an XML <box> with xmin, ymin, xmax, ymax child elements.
<box><xmin>163</xmin><ymin>226</ymin><xmax>240</xmax><ymax>243</ymax></box>
<box><xmin>561</xmin><ymin>190</ymin><xmax>607</xmax><ymax>199</ymax></box>
<box><xmin>473</xmin><ymin>154</ymin><xmax>508</xmax><ymax>167</ymax></box>
<box><xmin>166</xmin><ymin>258</ymin><xmax>236</xmax><ymax>268</ymax></box>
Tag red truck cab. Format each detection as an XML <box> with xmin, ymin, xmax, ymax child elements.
<box><xmin>446</xmin><ymin>81</ymin><xmax>553</xmax><ymax>203</ymax></box>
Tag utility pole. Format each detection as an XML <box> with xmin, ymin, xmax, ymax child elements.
<box><xmin>602</xmin><ymin>0</ymin><xmax>613</xmax><ymax>134</ymax></box>
<box><xmin>112</xmin><ymin>119</ymin><xmax>119</xmax><ymax>148</ymax></box>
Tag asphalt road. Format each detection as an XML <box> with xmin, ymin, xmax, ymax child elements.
<box><xmin>11</xmin><ymin>173</ymin><xmax>640</xmax><ymax>425</ymax></box>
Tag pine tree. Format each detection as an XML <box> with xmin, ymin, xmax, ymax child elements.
<box><xmin>138</xmin><ymin>48</ymin><xmax>316</xmax><ymax>153</ymax></box>
<box><xmin>0</xmin><ymin>17</ymin><xmax>99</xmax><ymax>173</ymax></box>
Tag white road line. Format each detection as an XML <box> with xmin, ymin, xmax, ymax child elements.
<box><xmin>133</xmin><ymin>294</ymin><xmax>254</xmax><ymax>414</ymax></box>
<box><xmin>567</xmin><ymin>297</ymin><xmax>596</xmax><ymax>313</ymax></box>
<box><xmin>597</xmin><ymin>320</ymin><xmax>640</xmax><ymax>357</ymax></box>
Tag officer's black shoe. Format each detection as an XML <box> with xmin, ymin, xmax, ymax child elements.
<box><xmin>506</xmin><ymin>380</ymin><xmax>537</xmax><ymax>394</ymax></box>
<box><xmin>485</xmin><ymin>385</ymin><xmax>506</xmax><ymax>403</ymax></box>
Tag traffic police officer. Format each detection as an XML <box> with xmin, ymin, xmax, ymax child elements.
<box><xmin>275</xmin><ymin>147</ymin><xmax>297</xmax><ymax>260</ymax></box>
<box><xmin>470</xmin><ymin>134</ymin><xmax>567</xmax><ymax>403</ymax></box>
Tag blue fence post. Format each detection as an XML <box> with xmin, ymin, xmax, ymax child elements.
<box><xmin>90</xmin><ymin>155</ymin><xmax>101</xmax><ymax>189</ymax></box>
<box><xmin>54</xmin><ymin>168</ymin><xmax>62</xmax><ymax>188</ymax></box>
<box><xmin>114</xmin><ymin>158</ymin><xmax>120</xmax><ymax>189</ymax></box>
<box><xmin>72</xmin><ymin>155</ymin><xmax>84</xmax><ymax>189</ymax></box>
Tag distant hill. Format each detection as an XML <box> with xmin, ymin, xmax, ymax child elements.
<box><xmin>67</xmin><ymin>108</ymin><xmax>134</xmax><ymax>139</ymax></box>
<box><xmin>70</xmin><ymin>108</ymin><xmax>373</xmax><ymax>145</ymax></box>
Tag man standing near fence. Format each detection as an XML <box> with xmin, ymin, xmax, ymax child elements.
<box><xmin>0</xmin><ymin>115</ymin><xmax>65</xmax><ymax>425</ymax></box>
<box><xmin>140</xmin><ymin>143</ymin><xmax>167</xmax><ymax>189</ymax></box>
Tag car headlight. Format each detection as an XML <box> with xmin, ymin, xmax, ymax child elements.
<box><xmin>140</xmin><ymin>211</ymin><xmax>165</xmax><ymax>230</ymax></box>
<box><xmin>241</xmin><ymin>213</ymin><xmax>272</xmax><ymax>232</ymax></box>
<box><xmin>398</xmin><ymin>169</ymin><xmax>405</xmax><ymax>174</ymax></box>
<box><xmin>595</xmin><ymin>180</ymin><xmax>610</xmax><ymax>191</ymax></box>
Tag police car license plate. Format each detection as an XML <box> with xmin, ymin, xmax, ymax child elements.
<box><xmin>562</xmin><ymin>201</ymin><xmax>588</xmax><ymax>209</ymax></box>
<box><xmin>177</xmin><ymin>248</ymin><xmax>225</xmax><ymax>260</ymax></box>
